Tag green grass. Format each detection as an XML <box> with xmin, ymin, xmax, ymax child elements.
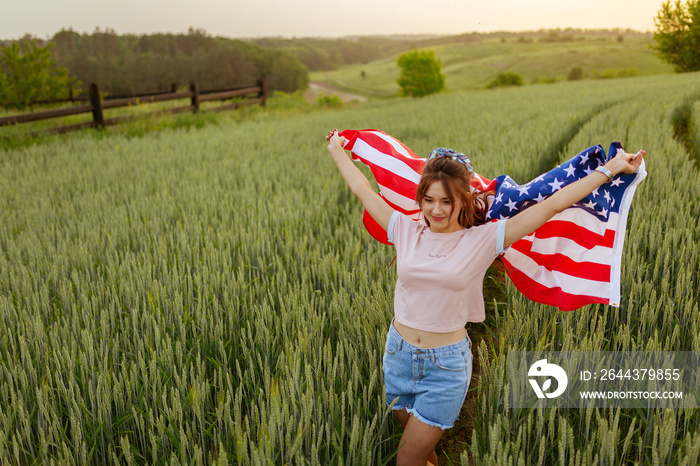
<box><xmin>312</xmin><ymin>35</ymin><xmax>674</xmax><ymax>97</ymax></box>
<box><xmin>1</xmin><ymin>73</ymin><xmax>699</xmax><ymax>464</ymax></box>
<box><xmin>0</xmin><ymin>92</ymin><xmax>317</xmax><ymax>151</ymax></box>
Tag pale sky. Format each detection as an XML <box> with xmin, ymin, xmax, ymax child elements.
<box><xmin>1</xmin><ymin>0</ymin><xmax>665</xmax><ymax>40</ymax></box>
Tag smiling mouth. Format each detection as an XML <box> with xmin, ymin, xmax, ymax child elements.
<box><xmin>432</xmin><ymin>216</ymin><xmax>446</xmax><ymax>222</ymax></box>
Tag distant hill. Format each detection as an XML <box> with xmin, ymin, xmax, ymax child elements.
<box><xmin>1</xmin><ymin>29</ymin><xmax>672</xmax><ymax>100</ymax></box>
<box><xmin>310</xmin><ymin>33</ymin><xmax>673</xmax><ymax>97</ymax></box>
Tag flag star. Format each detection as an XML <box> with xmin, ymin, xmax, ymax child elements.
<box><xmin>584</xmin><ymin>200</ymin><xmax>597</xmax><ymax>209</ymax></box>
<box><xmin>580</xmin><ymin>153</ymin><xmax>590</xmax><ymax>164</ymax></box>
<box><xmin>505</xmin><ymin>198</ymin><xmax>518</xmax><ymax>212</ymax></box>
<box><xmin>518</xmin><ymin>185</ymin><xmax>530</xmax><ymax>196</ymax></box>
<box><xmin>603</xmin><ymin>190</ymin><xmax>611</xmax><ymax>202</ymax></box>
<box><xmin>611</xmin><ymin>178</ymin><xmax>625</xmax><ymax>187</ymax></box>
<box><xmin>533</xmin><ymin>174</ymin><xmax>546</xmax><ymax>183</ymax></box>
<box><xmin>534</xmin><ymin>193</ymin><xmax>546</xmax><ymax>203</ymax></box>
<box><xmin>495</xmin><ymin>192</ymin><xmax>503</xmax><ymax>204</ymax></box>
<box><xmin>600</xmin><ymin>207</ymin><xmax>608</xmax><ymax>217</ymax></box>
<box><xmin>564</xmin><ymin>164</ymin><xmax>577</xmax><ymax>177</ymax></box>
<box><xmin>591</xmin><ymin>187</ymin><xmax>599</xmax><ymax>197</ymax></box>
<box><xmin>583</xmin><ymin>167</ymin><xmax>594</xmax><ymax>175</ymax></box>
<box><xmin>548</xmin><ymin>178</ymin><xmax>564</xmax><ymax>192</ymax></box>
<box><xmin>611</xmin><ymin>198</ymin><xmax>616</xmax><ymax>208</ymax></box>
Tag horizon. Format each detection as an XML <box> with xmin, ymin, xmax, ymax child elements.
<box><xmin>1</xmin><ymin>0</ymin><xmax>665</xmax><ymax>42</ymax></box>
<box><xmin>0</xmin><ymin>26</ymin><xmax>656</xmax><ymax>43</ymax></box>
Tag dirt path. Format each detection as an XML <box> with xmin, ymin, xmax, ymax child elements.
<box><xmin>303</xmin><ymin>81</ymin><xmax>368</xmax><ymax>103</ymax></box>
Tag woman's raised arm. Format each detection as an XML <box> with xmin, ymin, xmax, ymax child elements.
<box><xmin>326</xmin><ymin>129</ymin><xmax>395</xmax><ymax>231</ymax></box>
<box><xmin>503</xmin><ymin>149</ymin><xmax>646</xmax><ymax>249</ymax></box>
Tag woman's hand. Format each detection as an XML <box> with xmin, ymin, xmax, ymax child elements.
<box><xmin>326</xmin><ymin>129</ymin><xmax>347</xmax><ymax>151</ymax></box>
<box><xmin>324</xmin><ymin>128</ymin><xmax>395</xmax><ymax>231</ymax></box>
<box><xmin>503</xmin><ymin>147</ymin><xmax>646</xmax><ymax>249</ymax></box>
<box><xmin>605</xmin><ymin>149</ymin><xmax>646</xmax><ymax>176</ymax></box>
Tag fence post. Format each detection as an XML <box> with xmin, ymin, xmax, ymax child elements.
<box><xmin>171</xmin><ymin>82</ymin><xmax>178</xmax><ymax>93</ymax></box>
<box><xmin>190</xmin><ymin>81</ymin><xmax>200</xmax><ymax>112</ymax></box>
<box><xmin>258</xmin><ymin>74</ymin><xmax>268</xmax><ymax>107</ymax></box>
<box><xmin>90</xmin><ymin>83</ymin><xmax>104</xmax><ymax>128</ymax></box>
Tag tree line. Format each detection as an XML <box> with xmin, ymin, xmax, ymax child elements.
<box><xmin>0</xmin><ymin>29</ymin><xmax>427</xmax><ymax>108</ymax></box>
<box><xmin>251</xmin><ymin>37</ymin><xmax>413</xmax><ymax>71</ymax></box>
<box><xmin>0</xmin><ymin>28</ymin><xmax>311</xmax><ymax>104</ymax></box>
<box><xmin>48</xmin><ymin>28</ymin><xmax>309</xmax><ymax>96</ymax></box>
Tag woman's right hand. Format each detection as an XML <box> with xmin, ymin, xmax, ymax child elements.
<box><xmin>324</xmin><ymin>128</ymin><xmax>394</xmax><ymax>231</ymax></box>
<box><xmin>326</xmin><ymin>129</ymin><xmax>347</xmax><ymax>150</ymax></box>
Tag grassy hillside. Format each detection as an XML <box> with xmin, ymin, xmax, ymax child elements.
<box><xmin>312</xmin><ymin>35</ymin><xmax>674</xmax><ymax>97</ymax></box>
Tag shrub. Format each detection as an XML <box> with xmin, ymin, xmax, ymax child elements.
<box><xmin>316</xmin><ymin>92</ymin><xmax>344</xmax><ymax>109</ymax></box>
<box><xmin>531</xmin><ymin>76</ymin><xmax>557</xmax><ymax>84</ymax></box>
<box><xmin>567</xmin><ymin>66</ymin><xmax>584</xmax><ymax>81</ymax></box>
<box><xmin>590</xmin><ymin>67</ymin><xmax>640</xmax><ymax>79</ymax></box>
<box><xmin>487</xmin><ymin>72</ymin><xmax>524</xmax><ymax>89</ymax></box>
<box><xmin>265</xmin><ymin>90</ymin><xmax>313</xmax><ymax>113</ymax></box>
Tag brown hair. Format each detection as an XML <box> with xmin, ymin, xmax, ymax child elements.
<box><xmin>416</xmin><ymin>155</ymin><xmax>492</xmax><ymax>229</ymax></box>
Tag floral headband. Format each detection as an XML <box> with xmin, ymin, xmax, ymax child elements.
<box><xmin>428</xmin><ymin>147</ymin><xmax>474</xmax><ymax>174</ymax></box>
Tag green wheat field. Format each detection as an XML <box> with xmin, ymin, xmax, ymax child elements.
<box><xmin>1</xmin><ymin>72</ymin><xmax>700</xmax><ymax>464</ymax></box>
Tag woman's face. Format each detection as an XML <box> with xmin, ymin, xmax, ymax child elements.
<box><xmin>420</xmin><ymin>180</ymin><xmax>463</xmax><ymax>233</ymax></box>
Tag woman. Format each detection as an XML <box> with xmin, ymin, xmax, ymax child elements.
<box><xmin>325</xmin><ymin>129</ymin><xmax>645</xmax><ymax>466</ymax></box>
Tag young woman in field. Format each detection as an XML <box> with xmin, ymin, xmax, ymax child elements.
<box><xmin>325</xmin><ymin>129</ymin><xmax>645</xmax><ymax>466</ymax></box>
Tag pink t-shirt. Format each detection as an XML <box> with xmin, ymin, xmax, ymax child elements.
<box><xmin>388</xmin><ymin>211</ymin><xmax>508</xmax><ymax>333</ymax></box>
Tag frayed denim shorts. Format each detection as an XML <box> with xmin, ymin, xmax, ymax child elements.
<box><xmin>383</xmin><ymin>321</ymin><xmax>473</xmax><ymax>430</ymax></box>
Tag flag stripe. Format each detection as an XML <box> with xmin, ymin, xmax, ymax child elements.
<box><xmin>542</xmin><ymin>208</ymin><xmax>621</xmax><ymax>237</ymax></box>
<box><xmin>365</xmin><ymin>130</ymin><xmax>421</xmax><ymax>162</ymax></box>
<box><xmin>518</xmin><ymin>235</ymin><xmax>613</xmax><ymax>266</ymax></box>
<box><xmin>345</xmin><ymin>130</ymin><xmax>424</xmax><ymax>174</ymax></box>
<box><xmin>503</xmin><ymin>246</ymin><xmax>611</xmax><ymax>298</ymax></box>
<box><xmin>351</xmin><ymin>138</ymin><xmax>421</xmax><ymax>184</ymax></box>
<box><xmin>380</xmin><ymin>194</ymin><xmax>419</xmax><ymax>217</ymax></box>
<box><xmin>363</xmin><ymin>210</ymin><xmax>390</xmax><ymax>244</ymax></box>
<box><xmin>472</xmin><ymin>172</ymin><xmax>493</xmax><ymax>190</ymax></box>
<box><xmin>502</xmin><ymin>257</ymin><xmax>610</xmax><ymax>311</ymax></box>
<box><xmin>531</xmin><ymin>220</ymin><xmax>616</xmax><ymax>249</ymax></box>
<box><xmin>380</xmin><ymin>185</ymin><xmax>420</xmax><ymax>213</ymax></box>
<box><xmin>509</xmin><ymin>239</ymin><xmax>611</xmax><ymax>281</ymax></box>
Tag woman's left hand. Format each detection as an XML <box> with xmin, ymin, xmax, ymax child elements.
<box><xmin>606</xmin><ymin>149</ymin><xmax>646</xmax><ymax>176</ymax></box>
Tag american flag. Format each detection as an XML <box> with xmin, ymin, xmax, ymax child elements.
<box><xmin>339</xmin><ymin>129</ymin><xmax>647</xmax><ymax>311</ymax></box>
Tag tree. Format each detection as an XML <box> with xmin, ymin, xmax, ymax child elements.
<box><xmin>0</xmin><ymin>39</ymin><xmax>80</xmax><ymax>109</ymax></box>
<box><xmin>653</xmin><ymin>0</ymin><xmax>700</xmax><ymax>72</ymax></box>
<box><xmin>396</xmin><ymin>49</ymin><xmax>445</xmax><ymax>97</ymax></box>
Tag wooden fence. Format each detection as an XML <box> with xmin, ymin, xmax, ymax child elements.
<box><xmin>0</xmin><ymin>76</ymin><xmax>267</xmax><ymax>135</ymax></box>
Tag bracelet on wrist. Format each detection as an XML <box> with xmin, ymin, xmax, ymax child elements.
<box><xmin>595</xmin><ymin>166</ymin><xmax>614</xmax><ymax>182</ymax></box>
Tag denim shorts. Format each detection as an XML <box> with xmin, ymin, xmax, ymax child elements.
<box><xmin>383</xmin><ymin>321</ymin><xmax>473</xmax><ymax>430</ymax></box>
